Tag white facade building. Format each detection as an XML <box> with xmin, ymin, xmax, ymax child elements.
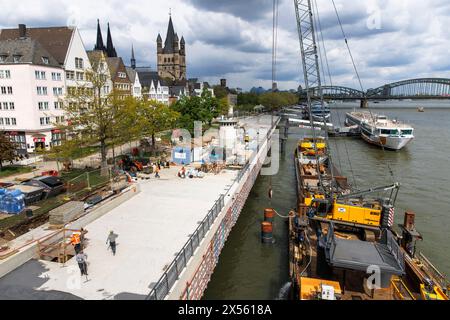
<box><xmin>88</xmin><ymin>50</ymin><xmax>113</xmax><ymax>98</ymax></box>
<box><xmin>126</xmin><ymin>67</ymin><xmax>142</xmax><ymax>99</ymax></box>
<box><xmin>0</xmin><ymin>24</ymin><xmax>92</xmax><ymax>154</ymax></box>
<box><xmin>148</xmin><ymin>80</ymin><xmax>169</xmax><ymax>104</ymax></box>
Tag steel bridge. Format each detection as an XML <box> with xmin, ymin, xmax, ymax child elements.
<box><xmin>301</xmin><ymin>78</ymin><xmax>450</xmax><ymax>100</ymax></box>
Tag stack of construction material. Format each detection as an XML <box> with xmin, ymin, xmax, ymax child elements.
<box><xmin>111</xmin><ymin>175</ymin><xmax>129</xmax><ymax>193</ymax></box>
<box><xmin>49</xmin><ymin>201</ymin><xmax>84</xmax><ymax>226</ymax></box>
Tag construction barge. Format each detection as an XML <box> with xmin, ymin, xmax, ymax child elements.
<box><xmin>288</xmin><ymin>138</ymin><xmax>449</xmax><ymax>300</ymax></box>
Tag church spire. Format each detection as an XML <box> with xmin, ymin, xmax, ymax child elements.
<box><xmin>164</xmin><ymin>16</ymin><xmax>176</xmax><ymax>54</ymax></box>
<box><xmin>131</xmin><ymin>44</ymin><xmax>136</xmax><ymax>69</ymax></box>
<box><xmin>106</xmin><ymin>23</ymin><xmax>117</xmax><ymax>58</ymax></box>
<box><xmin>94</xmin><ymin>19</ymin><xmax>105</xmax><ymax>51</ymax></box>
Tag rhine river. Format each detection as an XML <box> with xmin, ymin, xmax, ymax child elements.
<box><xmin>204</xmin><ymin>100</ymin><xmax>450</xmax><ymax>300</ymax></box>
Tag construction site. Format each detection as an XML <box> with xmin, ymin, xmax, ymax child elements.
<box><xmin>0</xmin><ymin>115</ymin><xmax>279</xmax><ymax>300</ymax></box>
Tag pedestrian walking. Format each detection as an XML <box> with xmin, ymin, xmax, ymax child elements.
<box><xmin>106</xmin><ymin>231</ymin><xmax>119</xmax><ymax>256</ymax></box>
<box><xmin>75</xmin><ymin>251</ymin><xmax>88</xmax><ymax>279</ymax></box>
<box><xmin>155</xmin><ymin>166</ymin><xmax>161</xmax><ymax>179</ymax></box>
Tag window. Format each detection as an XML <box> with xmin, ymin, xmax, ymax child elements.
<box><xmin>40</xmin><ymin>117</ymin><xmax>50</xmax><ymax>126</ymax></box>
<box><xmin>37</xmin><ymin>86</ymin><xmax>47</xmax><ymax>95</ymax></box>
<box><xmin>67</xmin><ymin>87</ymin><xmax>76</xmax><ymax>96</ymax></box>
<box><xmin>1</xmin><ymin>102</ymin><xmax>14</xmax><ymax>110</ymax></box>
<box><xmin>42</xmin><ymin>57</ymin><xmax>49</xmax><ymax>64</ymax></box>
<box><xmin>0</xmin><ymin>70</ymin><xmax>11</xmax><ymax>79</ymax></box>
<box><xmin>55</xmin><ymin>116</ymin><xmax>65</xmax><ymax>124</ymax></box>
<box><xmin>118</xmin><ymin>72</ymin><xmax>126</xmax><ymax>79</ymax></box>
<box><xmin>66</xmin><ymin>71</ymin><xmax>75</xmax><ymax>80</ymax></box>
<box><xmin>38</xmin><ymin>102</ymin><xmax>49</xmax><ymax>110</ymax></box>
<box><xmin>75</xmin><ymin>58</ymin><xmax>84</xmax><ymax>69</ymax></box>
<box><xmin>0</xmin><ymin>118</ymin><xmax>3</xmax><ymax>125</ymax></box>
<box><xmin>11</xmin><ymin>118</ymin><xmax>16</xmax><ymax>125</ymax></box>
<box><xmin>1</xmin><ymin>86</ymin><xmax>12</xmax><ymax>95</ymax></box>
<box><xmin>13</xmin><ymin>55</ymin><xmax>22</xmax><ymax>63</ymax></box>
<box><xmin>0</xmin><ymin>55</ymin><xmax>7</xmax><ymax>63</ymax></box>
<box><xmin>53</xmin><ymin>87</ymin><xmax>63</xmax><ymax>96</ymax></box>
<box><xmin>54</xmin><ymin>102</ymin><xmax>63</xmax><ymax>109</ymax></box>
<box><xmin>76</xmin><ymin>72</ymin><xmax>84</xmax><ymax>81</ymax></box>
<box><xmin>51</xmin><ymin>72</ymin><xmax>62</xmax><ymax>81</ymax></box>
<box><xmin>35</xmin><ymin>71</ymin><xmax>46</xmax><ymax>80</ymax></box>
<box><xmin>401</xmin><ymin>130</ymin><xmax>413</xmax><ymax>135</ymax></box>
<box><xmin>5</xmin><ymin>118</ymin><xmax>10</xmax><ymax>125</ymax></box>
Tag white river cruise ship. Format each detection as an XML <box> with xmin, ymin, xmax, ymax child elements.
<box><xmin>345</xmin><ymin>111</ymin><xmax>414</xmax><ymax>150</ymax></box>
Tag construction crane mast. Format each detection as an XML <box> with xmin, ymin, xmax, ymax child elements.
<box><xmin>294</xmin><ymin>0</ymin><xmax>334</xmax><ymax>195</ymax></box>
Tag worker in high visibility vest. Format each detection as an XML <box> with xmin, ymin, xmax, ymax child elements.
<box><xmin>71</xmin><ymin>232</ymin><xmax>82</xmax><ymax>254</ymax></box>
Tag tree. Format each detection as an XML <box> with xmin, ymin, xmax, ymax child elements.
<box><xmin>238</xmin><ymin>92</ymin><xmax>260</xmax><ymax>106</ymax></box>
<box><xmin>0</xmin><ymin>132</ymin><xmax>16</xmax><ymax>171</ymax></box>
<box><xmin>58</xmin><ymin>70</ymin><xmax>138</xmax><ymax>175</ymax></box>
<box><xmin>172</xmin><ymin>88</ymin><xmax>221</xmax><ymax>133</ymax></box>
<box><xmin>137</xmin><ymin>99</ymin><xmax>180</xmax><ymax>147</ymax></box>
<box><xmin>200</xmin><ymin>89</ymin><xmax>221</xmax><ymax>125</ymax></box>
<box><xmin>219</xmin><ymin>97</ymin><xmax>229</xmax><ymax>116</ymax></box>
<box><xmin>259</xmin><ymin>91</ymin><xmax>299</xmax><ymax>110</ymax></box>
<box><xmin>212</xmin><ymin>85</ymin><xmax>229</xmax><ymax>100</ymax></box>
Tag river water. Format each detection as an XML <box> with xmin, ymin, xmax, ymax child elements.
<box><xmin>203</xmin><ymin>100</ymin><xmax>450</xmax><ymax>300</ymax></box>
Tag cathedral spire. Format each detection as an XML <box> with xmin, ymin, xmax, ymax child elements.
<box><xmin>131</xmin><ymin>44</ymin><xmax>136</xmax><ymax>69</ymax></box>
<box><xmin>94</xmin><ymin>19</ymin><xmax>105</xmax><ymax>51</ymax></box>
<box><xmin>106</xmin><ymin>23</ymin><xmax>117</xmax><ymax>58</ymax></box>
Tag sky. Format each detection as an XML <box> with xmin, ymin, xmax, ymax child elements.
<box><xmin>1</xmin><ymin>0</ymin><xmax>450</xmax><ymax>91</ymax></box>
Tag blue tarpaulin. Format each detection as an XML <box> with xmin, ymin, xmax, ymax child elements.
<box><xmin>0</xmin><ymin>188</ymin><xmax>26</xmax><ymax>215</ymax></box>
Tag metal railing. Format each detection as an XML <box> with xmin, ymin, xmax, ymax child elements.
<box><xmin>146</xmin><ymin>194</ymin><xmax>225</xmax><ymax>300</ymax></box>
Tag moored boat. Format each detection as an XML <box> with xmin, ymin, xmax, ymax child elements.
<box><xmin>345</xmin><ymin>111</ymin><xmax>414</xmax><ymax>150</ymax></box>
<box><xmin>303</xmin><ymin>102</ymin><xmax>331</xmax><ymax>122</ymax></box>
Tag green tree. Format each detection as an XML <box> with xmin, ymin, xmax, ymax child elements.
<box><xmin>238</xmin><ymin>92</ymin><xmax>260</xmax><ymax>106</ymax></box>
<box><xmin>219</xmin><ymin>97</ymin><xmax>229</xmax><ymax>116</ymax></box>
<box><xmin>172</xmin><ymin>88</ymin><xmax>221</xmax><ymax>133</ymax></box>
<box><xmin>0</xmin><ymin>133</ymin><xmax>16</xmax><ymax>171</ymax></box>
<box><xmin>212</xmin><ymin>85</ymin><xmax>229</xmax><ymax>100</ymax></box>
<box><xmin>59</xmin><ymin>70</ymin><xmax>139</xmax><ymax>175</ymax></box>
<box><xmin>138</xmin><ymin>99</ymin><xmax>180</xmax><ymax>147</ymax></box>
<box><xmin>259</xmin><ymin>92</ymin><xmax>298</xmax><ymax>110</ymax></box>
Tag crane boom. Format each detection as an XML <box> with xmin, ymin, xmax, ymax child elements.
<box><xmin>294</xmin><ymin>0</ymin><xmax>335</xmax><ymax>194</ymax></box>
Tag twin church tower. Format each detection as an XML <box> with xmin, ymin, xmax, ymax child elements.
<box><xmin>94</xmin><ymin>15</ymin><xmax>187</xmax><ymax>82</ymax></box>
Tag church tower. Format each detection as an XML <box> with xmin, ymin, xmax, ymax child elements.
<box><xmin>94</xmin><ymin>20</ymin><xmax>117</xmax><ymax>58</ymax></box>
<box><xmin>157</xmin><ymin>15</ymin><xmax>186</xmax><ymax>82</ymax></box>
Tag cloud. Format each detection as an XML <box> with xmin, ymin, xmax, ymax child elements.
<box><xmin>1</xmin><ymin>0</ymin><xmax>450</xmax><ymax>91</ymax></box>
<box><xmin>186</xmin><ymin>0</ymin><xmax>273</xmax><ymax>21</ymax></box>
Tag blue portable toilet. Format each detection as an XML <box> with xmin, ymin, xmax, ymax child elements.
<box><xmin>172</xmin><ymin>147</ymin><xmax>191</xmax><ymax>165</ymax></box>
